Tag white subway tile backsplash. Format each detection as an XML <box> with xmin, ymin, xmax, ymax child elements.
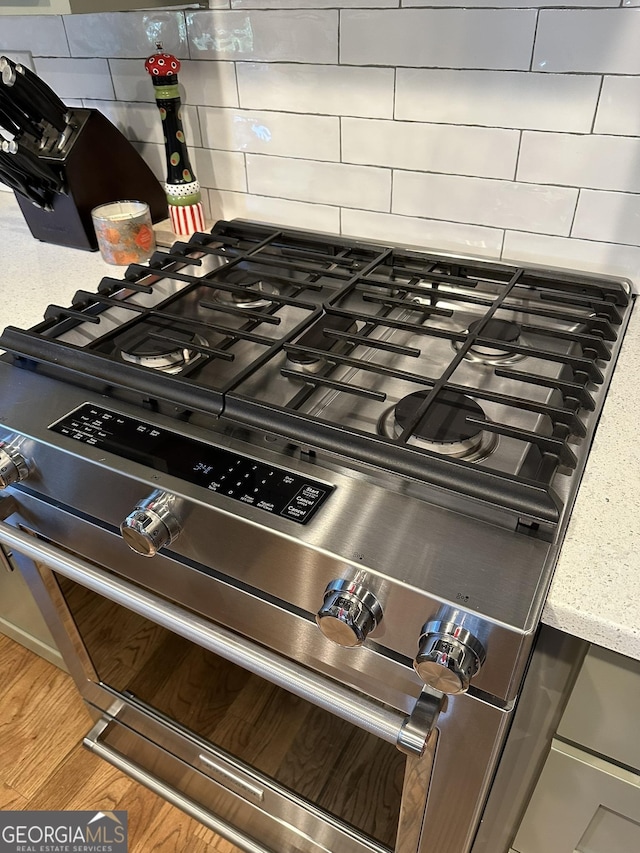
<box><xmin>247</xmin><ymin>154</ymin><xmax>391</xmax><ymax>211</ymax></box>
<box><xmin>208</xmin><ymin>189</ymin><xmax>340</xmax><ymax>232</ymax></box>
<box><xmin>64</xmin><ymin>12</ymin><xmax>188</xmax><ymax>60</ymax></box>
<box><xmin>200</xmin><ymin>107</ymin><xmax>339</xmax><ymax>161</ymax></box>
<box><xmin>395</xmin><ymin>70</ymin><xmax>600</xmax><ymax>133</ymax></box>
<box><xmin>502</xmin><ymin>231</ymin><xmax>640</xmax><ymax>288</ymax></box>
<box><xmin>573</xmin><ymin>190</ymin><xmax>640</xmax><ymax>247</ymax></box>
<box><xmin>342</xmin><ymin>118</ymin><xmax>518</xmax><ymax>180</ymax></box>
<box><xmin>110</xmin><ymin>59</ymin><xmax>238</xmax><ymax>108</ymax></box>
<box><xmin>595</xmin><ymin>77</ymin><xmax>640</xmax><ymax>136</ymax></box>
<box><xmin>174</xmin><ymin>61</ymin><xmax>239</xmax><ymax>108</ymax></box>
<box><xmin>393</xmin><ymin>171</ymin><xmax>578</xmax><ymax>236</ymax></box>
<box><xmin>534</xmin><ymin>10</ymin><xmax>640</xmax><ymax>74</ymax></box>
<box><xmin>341</xmin><ymin>209</ymin><xmax>503</xmax><ymax>258</ymax></box>
<box><xmin>237</xmin><ymin>63</ymin><xmax>394</xmax><ymax>118</ymax></box>
<box><xmin>232</xmin><ymin>0</ymin><xmax>394</xmax><ymax>6</ymax></box>
<box><xmin>193</xmin><ymin>148</ymin><xmax>247</xmax><ymax>192</ymax></box>
<box><xmin>33</xmin><ymin>58</ymin><xmax>114</xmax><ymax>101</ymax></box>
<box><xmin>84</xmin><ymin>100</ymin><xmax>202</xmax><ymax>149</ymax></box>
<box><xmin>109</xmin><ymin>58</ymin><xmax>155</xmax><ymax>103</ymax></box>
<box><xmin>406</xmin><ymin>0</ymin><xmax>616</xmax><ymax>5</ymax></box>
<box><xmin>186</xmin><ymin>10</ymin><xmax>338</xmax><ymax>63</ymax></box>
<box><xmin>0</xmin><ymin>16</ymin><xmax>69</xmax><ymax>57</ymax></box>
<box><xmin>518</xmin><ymin>132</ymin><xmax>640</xmax><ymax>194</ymax></box>
<box><xmin>340</xmin><ymin>10</ymin><xmax>537</xmax><ymax>70</ymax></box>
<box><xmin>4</xmin><ymin>4</ymin><xmax>640</xmax><ymax>289</ymax></box>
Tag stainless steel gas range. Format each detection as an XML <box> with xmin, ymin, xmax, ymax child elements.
<box><xmin>0</xmin><ymin>221</ymin><xmax>633</xmax><ymax>853</ymax></box>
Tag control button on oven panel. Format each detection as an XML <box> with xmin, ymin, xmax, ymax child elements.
<box><xmin>121</xmin><ymin>490</ymin><xmax>181</xmax><ymax>558</ymax></box>
<box><xmin>414</xmin><ymin>620</ymin><xmax>487</xmax><ymax>695</ymax></box>
<box><xmin>50</xmin><ymin>404</ymin><xmax>333</xmax><ymax>525</ymax></box>
<box><xmin>316</xmin><ymin>579</ymin><xmax>383</xmax><ymax>648</ymax></box>
<box><xmin>0</xmin><ymin>439</ymin><xmax>29</xmax><ymax>489</ymax></box>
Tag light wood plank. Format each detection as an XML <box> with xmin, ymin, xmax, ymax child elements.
<box><xmin>0</xmin><ymin>781</ymin><xmax>28</xmax><ymax>809</ymax></box>
<box><xmin>134</xmin><ymin>798</ymin><xmax>222</xmax><ymax>852</ymax></box>
<box><xmin>28</xmin><ymin>743</ymin><xmax>133</xmax><ymax>811</ymax></box>
<box><xmin>0</xmin><ymin>653</ymin><xmax>88</xmax><ymax>798</ymax></box>
<box><xmin>0</xmin><ymin>633</ymin><xmax>243</xmax><ymax>853</ymax></box>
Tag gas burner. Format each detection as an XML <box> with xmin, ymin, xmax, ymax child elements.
<box><xmin>378</xmin><ymin>389</ymin><xmax>498</xmax><ymax>460</ymax></box>
<box><xmin>286</xmin><ymin>314</ymin><xmax>358</xmax><ymax>373</ymax></box>
<box><xmin>455</xmin><ymin>318</ymin><xmax>524</xmax><ymax>364</ymax></box>
<box><xmin>213</xmin><ymin>269</ymin><xmax>277</xmax><ymax>309</ymax></box>
<box><xmin>119</xmin><ymin>326</ymin><xmax>206</xmax><ymax>374</ymax></box>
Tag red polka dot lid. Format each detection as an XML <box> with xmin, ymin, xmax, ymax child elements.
<box><xmin>145</xmin><ymin>48</ymin><xmax>180</xmax><ymax>78</ymax></box>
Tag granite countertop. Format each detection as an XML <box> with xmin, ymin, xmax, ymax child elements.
<box><xmin>2</xmin><ymin>193</ymin><xmax>638</xmax><ymax>662</ymax></box>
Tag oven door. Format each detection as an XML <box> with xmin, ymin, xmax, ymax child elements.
<box><xmin>1</xmin><ymin>521</ymin><xmax>443</xmax><ymax>853</ymax></box>
<box><xmin>0</xmin><ymin>518</ymin><xmax>511</xmax><ymax>853</ymax></box>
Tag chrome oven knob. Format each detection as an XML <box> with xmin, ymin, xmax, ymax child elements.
<box><xmin>316</xmin><ymin>579</ymin><xmax>383</xmax><ymax>648</ymax></box>
<box><xmin>414</xmin><ymin>620</ymin><xmax>486</xmax><ymax>695</ymax></box>
<box><xmin>120</xmin><ymin>491</ymin><xmax>181</xmax><ymax>557</ymax></box>
<box><xmin>0</xmin><ymin>442</ymin><xmax>29</xmax><ymax>489</ymax></box>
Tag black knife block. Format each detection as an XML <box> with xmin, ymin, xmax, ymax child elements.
<box><xmin>14</xmin><ymin>108</ymin><xmax>168</xmax><ymax>251</ymax></box>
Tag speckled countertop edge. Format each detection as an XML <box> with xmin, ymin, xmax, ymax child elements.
<box><xmin>541</xmin><ymin>300</ymin><xmax>640</xmax><ymax>660</ymax></box>
<box><xmin>2</xmin><ymin>193</ymin><xmax>639</xmax><ymax>661</ymax></box>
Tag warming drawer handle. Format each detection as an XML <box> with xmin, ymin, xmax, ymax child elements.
<box><xmin>0</xmin><ymin>520</ymin><xmax>438</xmax><ymax>756</ymax></box>
<box><xmin>197</xmin><ymin>754</ymin><xmax>265</xmax><ymax>803</ymax></box>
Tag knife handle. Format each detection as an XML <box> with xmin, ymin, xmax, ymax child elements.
<box><xmin>2</xmin><ymin>139</ymin><xmax>64</xmax><ymax>193</ymax></box>
<box><xmin>0</xmin><ymin>152</ymin><xmax>54</xmax><ymax>209</ymax></box>
<box><xmin>0</xmin><ymin>103</ymin><xmax>20</xmax><ymax>137</ymax></box>
<box><xmin>1</xmin><ymin>65</ymin><xmax>67</xmax><ymax>133</ymax></box>
<box><xmin>16</xmin><ymin>63</ymin><xmax>69</xmax><ymax>120</ymax></box>
<box><xmin>0</xmin><ymin>86</ymin><xmax>43</xmax><ymax>141</ymax></box>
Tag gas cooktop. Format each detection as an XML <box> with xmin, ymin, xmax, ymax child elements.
<box><xmin>0</xmin><ymin>219</ymin><xmax>632</xmax><ymax>529</ymax></box>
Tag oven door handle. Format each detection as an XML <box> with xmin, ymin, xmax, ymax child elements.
<box><xmin>0</xmin><ymin>520</ymin><xmax>442</xmax><ymax>756</ymax></box>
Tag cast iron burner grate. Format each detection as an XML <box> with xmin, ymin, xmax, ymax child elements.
<box><xmin>0</xmin><ymin>219</ymin><xmax>632</xmax><ymax>524</ymax></box>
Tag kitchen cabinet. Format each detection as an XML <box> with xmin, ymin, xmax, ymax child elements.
<box><xmin>0</xmin><ymin>0</ymin><xmax>205</xmax><ymax>15</ymax></box>
<box><xmin>0</xmin><ymin>545</ymin><xmax>63</xmax><ymax>669</ymax></box>
<box><xmin>512</xmin><ymin>646</ymin><xmax>640</xmax><ymax>853</ymax></box>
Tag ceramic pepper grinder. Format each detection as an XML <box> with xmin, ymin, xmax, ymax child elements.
<box><xmin>144</xmin><ymin>43</ymin><xmax>205</xmax><ymax>236</ymax></box>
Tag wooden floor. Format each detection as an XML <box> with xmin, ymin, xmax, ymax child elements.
<box><xmin>0</xmin><ymin>632</ymin><xmax>242</xmax><ymax>853</ymax></box>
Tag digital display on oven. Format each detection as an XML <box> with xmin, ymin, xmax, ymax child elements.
<box><xmin>50</xmin><ymin>404</ymin><xmax>333</xmax><ymax>524</ymax></box>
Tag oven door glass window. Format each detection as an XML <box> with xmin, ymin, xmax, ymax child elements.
<box><xmin>58</xmin><ymin>576</ymin><xmax>406</xmax><ymax>849</ymax></box>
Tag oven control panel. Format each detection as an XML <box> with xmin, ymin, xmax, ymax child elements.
<box><xmin>50</xmin><ymin>404</ymin><xmax>333</xmax><ymax>524</ymax></box>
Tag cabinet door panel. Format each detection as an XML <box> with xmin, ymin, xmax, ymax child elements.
<box><xmin>513</xmin><ymin>739</ymin><xmax>640</xmax><ymax>853</ymax></box>
<box><xmin>558</xmin><ymin>646</ymin><xmax>640</xmax><ymax>772</ymax></box>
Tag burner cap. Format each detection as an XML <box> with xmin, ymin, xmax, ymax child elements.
<box><xmin>214</xmin><ymin>268</ymin><xmax>276</xmax><ymax>309</ymax></box>
<box><xmin>395</xmin><ymin>389</ymin><xmax>484</xmax><ymax>445</ymax></box>
<box><xmin>378</xmin><ymin>388</ymin><xmax>496</xmax><ymax>460</ymax></box>
<box><xmin>468</xmin><ymin>318</ymin><xmax>520</xmax><ymax>344</ymax></box>
<box><xmin>119</xmin><ymin>325</ymin><xmax>194</xmax><ymax>359</ymax></box>
<box><xmin>118</xmin><ymin>325</ymin><xmax>203</xmax><ymax>373</ymax></box>
<box><xmin>466</xmin><ymin>318</ymin><xmax>521</xmax><ymax>361</ymax></box>
<box><xmin>287</xmin><ymin>314</ymin><xmax>357</xmax><ymax>370</ymax></box>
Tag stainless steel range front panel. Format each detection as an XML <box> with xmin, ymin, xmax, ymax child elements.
<box><xmin>0</xmin><ymin>363</ymin><xmax>551</xmax><ymax>704</ymax></box>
